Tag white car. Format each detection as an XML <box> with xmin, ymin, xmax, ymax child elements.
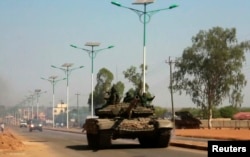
<box><xmin>19</xmin><ymin>121</ymin><xmax>27</xmax><ymax>128</ymax></box>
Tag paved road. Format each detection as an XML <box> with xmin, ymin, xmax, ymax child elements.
<box><xmin>45</xmin><ymin>126</ymin><xmax>209</xmax><ymax>150</ymax></box>
<box><xmin>2</xmin><ymin>127</ymin><xmax>207</xmax><ymax>157</ymax></box>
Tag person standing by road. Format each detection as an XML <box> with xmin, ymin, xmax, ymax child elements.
<box><xmin>0</xmin><ymin>122</ymin><xmax>4</xmax><ymax>132</ymax></box>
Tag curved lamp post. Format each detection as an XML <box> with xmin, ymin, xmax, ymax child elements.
<box><xmin>51</xmin><ymin>64</ymin><xmax>84</xmax><ymax>129</ymax></box>
<box><xmin>70</xmin><ymin>42</ymin><xmax>114</xmax><ymax>117</ymax></box>
<box><xmin>34</xmin><ymin>89</ymin><xmax>46</xmax><ymax>119</ymax></box>
<box><xmin>41</xmin><ymin>76</ymin><xmax>66</xmax><ymax>128</ymax></box>
<box><xmin>27</xmin><ymin>93</ymin><xmax>35</xmax><ymax>119</ymax></box>
<box><xmin>111</xmin><ymin>0</ymin><xmax>178</xmax><ymax>93</ymax></box>
<box><xmin>24</xmin><ymin>96</ymin><xmax>32</xmax><ymax>120</ymax></box>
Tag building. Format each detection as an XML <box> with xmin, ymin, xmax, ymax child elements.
<box><xmin>54</xmin><ymin>103</ymin><xmax>68</xmax><ymax>115</ymax></box>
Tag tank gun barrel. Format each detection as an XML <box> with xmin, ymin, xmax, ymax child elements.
<box><xmin>126</xmin><ymin>96</ymin><xmax>140</xmax><ymax>118</ymax></box>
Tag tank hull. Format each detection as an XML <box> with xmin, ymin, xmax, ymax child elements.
<box><xmin>84</xmin><ymin>117</ymin><xmax>173</xmax><ymax>149</ymax></box>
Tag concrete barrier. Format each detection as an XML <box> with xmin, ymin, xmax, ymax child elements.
<box><xmin>200</xmin><ymin>120</ymin><xmax>250</xmax><ymax>129</ymax></box>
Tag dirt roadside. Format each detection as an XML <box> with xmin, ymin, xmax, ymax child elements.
<box><xmin>0</xmin><ymin>128</ymin><xmax>25</xmax><ymax>151</ymax></box>
<box><xmin>0</xmin><ymin>128</ymin><xmax>61</xmax><ymax>157</ymax></box>
<box><xmin>174</xmin><ymin>128</ymin><xmax>250</xmax><ymax>140</ymax></box>
<box><xmin>171</xmin><ymin>128</ymin><xmax>250</xmax><ymax>149</ymax></box>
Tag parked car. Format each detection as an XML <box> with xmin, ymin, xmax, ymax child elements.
<box><xmin>28</xmin><ymin>119</ymin><xmax>43</xmax><ymax>132</ymax></box>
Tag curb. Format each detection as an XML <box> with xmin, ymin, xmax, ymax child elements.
<box><xmin>170</xmin><ymin>141</ymin><xmax>207</xmax><ymax>150</ymax></box>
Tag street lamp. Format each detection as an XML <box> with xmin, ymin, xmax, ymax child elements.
<box><xmin>41</xmin><ymin>76</ymin><xmax>66</xmax><ymax>128</ymax></box>
<box><xmin>111</xmin><ymin>0</ymin><xmax>178</xmax><ymax>93</ymax></box>
<box><xmin>19</xmin><ymin>99</ymin><xmax>27</xmax><ymax>120</ymax></box>
<box><xmin>34</xmin><ymin>89</ymin><xmax>46</xmax><ymax>119</ymax></box>
<box><xmin>70</xmin><ymin>42</ymin><xmax>114</xmax><ymax>117</ymax></box>
<box><xmin>75</xmin><ymin>92</ymin><xmax>80</xmax><ymax>126</ymax></box>
<box><xmin>24</xmin><ymin>96</ymin><xmax>32</xmax><ymax>120</ymax></box>
<box><xmin>27</xmin><ymin>93</ymin><xmax>35</xmax><ymax>119</ymax></box>
<box><xmin>51</xmin><ymin>63</ymin><xmax>84</xmax><ymax>129</ymax></box>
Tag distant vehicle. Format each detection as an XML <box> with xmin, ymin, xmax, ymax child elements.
<box><xmin>28</xmin><ymin>119</ymin><xmax>43</xmax><ymax>132</ymax></box>
<box><xmin>163</xmin><ymin>111</ymin><xmax>201</xmax><ymax>129</ymax></box>
<box><xmin>175</xmin><ymin>111</ymin><xmax>201</xmax><ymax>129</ymax></box>
<box><xmin>19</xmin><ymin>121</ymin><xmax>27</xmax><ymax>128</ymax></box>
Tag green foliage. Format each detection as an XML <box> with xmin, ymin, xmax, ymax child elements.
<box><xmin>87</xmin><ymin>64</ymin><xmax>155</xmax><ymax>109</ymax></box>
<box><xmin>154</xmin><ymin>106</ymin><xmax>167</xmax><ymax>117</ymax></box>
<box><xmin>178</xmin><ymin>107</ymin><xmax>201</xmax><ymax>118</ymax></box>
<box><xmin>219</xmin><ymin>105</ymin><xmax>239</xmax><ymax>118</ymax></box>
<box><xmin>177</xmin><ymin>106</ymin><xmax>223</xmax><ymax>119</ymax></box>
<box><xmin>212</xmin><ymin>108</ymin><xmax>221</xmax><ymax>118</ymax></box>
<box><xmin>89</xmin><ymin>68</ymin><xmax>114</xmax><ymax>108</ymax></box>
<box><xmin>240</xmin><ymin>107</ymin><xmax>250</xmax><ymax>112</ymax></box>
<box><xmin>89</xmin><ymin>68</ymin><xmax>125</xmax><ymax>109</ymax></box>
<box><xmin>113</xmin><ymin>81</ymin><xmax>125</xmax><ymax>100</ymax></box>
<box><xmin>176</xmin><ymin>105</ymin><xmax>250</xmax><ymax>119</ymax></box>
<box><xmin>126</xmin><ymin>88</ymin><xmax>136</xmax><ymax>97</ymax></box>
<box><xmin>123</xmin><ymin>65</ymin><xmax>151</xmax><ymax>95</ymax></box>
<box><xmin>123</xmin><ymin>65</ymin><xmax>143</xmax><ymax>94</ymax></box>
<box><xmin>172</xmin><ymin>26</ymin><xmax>250</xmax><ymax>125</ymax></box>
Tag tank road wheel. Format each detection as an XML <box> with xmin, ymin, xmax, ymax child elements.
<box><xmin>87</xmin><ymin>130</ymin><xmax>112</xmax><ymax>149</ymax></box>
<box><xmin>87</xmin><ymin>133</ymin><xmax>99</xmax><ymax>148</ymax></box>
<box><xmin>98</xmin><ymin>130</ymin><xmax>112</xmax><ymax>148</ymax></box>
<box><xmin>138</xmin><ymin>129</ymin><xmax>171</xmax><ymax>148</ymax></box>
<box><xmin>155</xmin><ymin>129</ymin><xmax>171</xmax><ymax>148</ymax></box>
<box><xmin>138</xmin><ymin>137</ymin><xmax>152</xmax><ymax>147</ymax></box>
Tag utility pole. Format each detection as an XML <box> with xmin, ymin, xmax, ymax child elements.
<box><xmin>75</xmin><ymin>92</ymin><xmax>80</xmax><ymax>127</ymax></box>
<box><xmin>165</xmin><ymin>56</ymin><xmax>176</xmax><ymax>132</ymax></box>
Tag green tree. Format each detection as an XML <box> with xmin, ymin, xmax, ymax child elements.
<box><xmin>154</xmin><ymin>106</ymin><xmax>167</xmax><ymax>117</ymax></box>
<box><xmin>178</xmin><ymin>107</ymin><xmax>201</xmax><ymax>118</ymax></box>
<box><xmin>172</xmin><ymin>27</ymin><xmax>250</xmax><ymax>128</ymax></box>
<box><xmin>113</xmin><ymin>81</ymin><xmax>125</xmax><ymax>102</ymax></box>
<box><xmin>88</xmin><ymin>68</ymin><xmax>114</xmax><ymax>109</ymax></box>
<box><xmin>240</xmin><ymin>107</ymin><xmax>250</xmax><ymax>112</ymax></box>
<box><xmin>123</xmin><ymin>65</ymin><xmax>150</xmax><ymax>95</ymax></box>
<box><xmin>219</xmin><ymin>105</ymin><xmax>239</xmax><ymax>118</ymax></box>
<box><xmin>212</xmin><ymin>107</ymin><xmax>221</xmax><ymax>118</ymax></box>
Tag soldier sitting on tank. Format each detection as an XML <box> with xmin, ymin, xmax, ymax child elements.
<box><xmin>105</xmin><ymin>86</ymin><xmax>120</xmax><ymax>105</ymax></box>
<box><xmin>104</xmin><ymin>91</ymin><xmax>110</xmax><ymax>102</ymax></box>
<box><xmin>123</xmin><ymin>92</ymin><xmax>133</xmax><ymax>103</ymax></box>
<box><xmin>139</xmin><ymin>92</ymin><xmax>155</xmax><ymax>107</ymax></box>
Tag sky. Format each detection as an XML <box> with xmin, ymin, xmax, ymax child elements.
<box><xmin>0</xmin><ymin>0</ymin><xmax>250</xmax><ymax>112</ymax></box>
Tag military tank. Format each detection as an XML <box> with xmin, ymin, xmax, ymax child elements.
<box><xmin>174</xmin><ymin>111</ymin><xmax>201</xmax><ymax>129</ymax></box>
<box><xmin>83</xmin><ymin>91</ymin><xmax>174</xmax><ymax>149</ymax></box>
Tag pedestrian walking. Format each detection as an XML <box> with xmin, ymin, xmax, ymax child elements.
<box><xmin>0</xmin><ymin>122</ymin><xmax>4</xmax><ymax>132</ymax></box>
